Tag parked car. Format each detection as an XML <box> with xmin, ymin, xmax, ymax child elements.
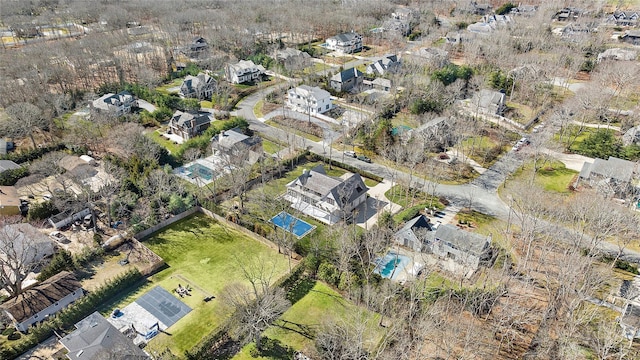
<box><xmin>344</xmin><ymin>150</ymin><xmax>356</xmax><ymax>158</ymax></box>
<box><xmin>357</xmin><ymin>155</ymin><xmax>372</xmax><ymax>163</ymax></box>
<box><xmin>49</xmin><ymin>231</ymin><xmax>67</xmax><ymax>242</ymax></box>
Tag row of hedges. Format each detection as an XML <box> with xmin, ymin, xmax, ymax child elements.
<box><xmin>309</xmin><ymin>153</ymin><xmax>384</xmax><ymax>182</ymax></box>
<box><xmin>0</xmin><ymin>143</ymin><xmax>66</xmax><ymax>163</ymax></box>
<box><xmin>1</xmin><ymin>268</ymin><xmax>143</xmax><ymax>360</ymax></box>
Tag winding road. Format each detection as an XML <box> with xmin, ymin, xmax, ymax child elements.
<box><xmin>235</xmin><ymin>81</ymin><xmax>640</xmax><ymax>264</ymax></box>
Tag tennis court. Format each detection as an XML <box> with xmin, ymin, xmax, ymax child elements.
<box><xmin>136</xmin><ymin>286</ymin><xmax>192</xmax><ymax>327</ymax></box>
<box><xmin>270</xmin><ymin>211</ymin><xmax>315</xmax><ymax>239</ymax></box>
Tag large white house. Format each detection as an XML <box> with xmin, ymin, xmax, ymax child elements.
<box><xmin>326</xmin><ymin>32</ymin><xmax>363</xmax><ymax>54</ymax></box>
<box><xmin>285</xmin><ymin>165</ymin><xmax>368</xmax><ymax>224</ymax></box>
<box><xmin>287</xmin><ymin>85</ymin><xmax>332</xmax><ymax>115</ymax></box>
<box><xmin>225</xmin><ymin>60</ymin><xmax>266</xmax><ymax>84</ymax></box>
<box><xmin>91</xmin><ymin>91</ymin><xmax>136</xmax><ymax>116</ymax></box>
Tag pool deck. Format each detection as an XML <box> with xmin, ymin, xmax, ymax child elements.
<box><xmin>381</xmin><ymin>247</ymin><xmax>438</xmax><ymax>283</ymax></box>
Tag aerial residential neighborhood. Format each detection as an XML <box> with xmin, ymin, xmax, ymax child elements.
<box><xmin>2</xmin><ymin>0</ymin><xmax>640</xmax><ymax>359</ymax></box>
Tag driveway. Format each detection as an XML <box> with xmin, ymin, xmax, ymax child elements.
<box><xmin>137</xmin><ymin>99</ymin><xmax>157</xmax><ymax>113</ymax></box>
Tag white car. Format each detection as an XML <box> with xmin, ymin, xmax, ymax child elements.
<box><xmin>49</xmin><ymin>231</ymin><xmax>67</xmax><ymax>242</ymax></box>
<box><xmin>344</xmin><ymin>150</ymin><xmax>356</xmax><ymax>158</ymax></box>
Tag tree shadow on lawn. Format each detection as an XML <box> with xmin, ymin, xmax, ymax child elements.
<box><xmin>254</xmin><ymin>337</ymin><xmax>297</xmax><ymax>359</ymax></box>
<box><xmin>273</xmin><ymin>320</ymin><xmax>316</xmax><ymax>340</ymax></box>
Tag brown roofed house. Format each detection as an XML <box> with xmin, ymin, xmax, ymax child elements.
<box><xmin>0</xmin><ymin>271</ymin><xmax>83</xmax><ymax>332</ymax></box>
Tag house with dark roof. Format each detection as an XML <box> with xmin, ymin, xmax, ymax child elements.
<box><xmin>285</xmin><ymin>165</ymin><xmax>368</xmax><ymax>224</ymax></box>
<box><xmin>1</xmin><ymin>271</ymin><xmax>83</xmax><ymax>332</ymax></box>
<box><xmin>394</xmin><ymin>214</ymin><xmax>434</xmax><ymax>251</ymax></box>
<box><xmin>553</xmin><ymin>7</ymin><xmax>586</xmax><ymax>21</ymax></box>
<box><xmin>577</xmin><ymin>156</ymin><xmax>639</xmax><ymax>198</ymax></box>
<box><xmin>60</xmin><ymin>311</ymin><xmax>149</xmax><ymax>360</ymax></box>
<box><xmin>381</xmin><ymin>19</ymin><xmax>411</xmax><ymax>36</ymax></box>
<box><xmin>211</xmin><ymin>128</ymin><xmax>263</xmax><ymax>164</ymax></box>
<box><xmin>179</xmin><ymin>72</ymin><xmax>216</xmax><ymax>100</ymax></box>
<box><xmin>225</xmin><ymin>60</ymin><xmax>266</xmax><ymax>84</ymax></box>
<box><xmin>287</xmin><ymin>85</ymin><xmax>332</xmax><ymax>115</ymax></box>
<box><xmin>394</xmin><ymin>215</ymin><xmax>492</xmax><ymax>272</ymax></box>
<box><xmin>365</xmin><ymin>54</ymin><xmax>400</xmax><ymax>76</ymax></box>
<box><xmin>330</xmin><ymin>68</ymin><xmax>364</xmax><ymax>93</ymax></box>
<box><xmin>607</xmin><ymin>11</ymin><xmax>639</xmax><ymax>27</ymax></box>
<box><xmin>325</xmin><ymin>32</ymin><xmax>363</xmax><ymax>54</ymax></box>
<box><xmin>167</xmin><ymin>110</ymin><xmax>214</xmax><ymax>141</ymax></box>
<box><xmin>0</xmin><ymin>139</ymin><xmax>14</xmax><ymax>155</ymax></box>
<box><xmin>189</xmin><ymin>36</ymin><xmax>209</xmax><ymax>54</ymax></box>
<box><xmin>91</xmin><ymin>91</ymin><xmax>136</xmax><ymax>116</ymax></box>
<box><xmin>470</xmin><ymin>89</ymin><xmax>506</xmax><ymax>116</ymax></box>
<box><xmin>621</xmin><ymin>30</ymin><xmax>640</xmax><ymax>45</ymax></box>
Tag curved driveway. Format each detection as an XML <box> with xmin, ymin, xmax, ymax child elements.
<box><xmin>236</xmin><ymin>83</ymin><xmax>640</xmax><ymax>264</ymax></box>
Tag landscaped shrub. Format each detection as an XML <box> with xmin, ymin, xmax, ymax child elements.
<box><xmin>401</xmin><ymin>207</ymin><xmax>421</xmax><ymax>222</ymax></box>
<box><xmin>317</xmin><ymin>262</ymin><xmax>339</xmax><ymax>286</ymax></box>
<box><xmin>2</xmin><ymin>328</ymin><xmax>15</xmax><ymax>336</ymax></box>
<box><xmin>6</xmin><ymin>332</ymin><xmax>20</xmax><ymax>341</ymax></box>
<box><xmin>0</xmin><ymin>167</ymin><xmax>29</xmax><ymax>186</ymax></box>
<box><xmin>36</xmin><ymin>250</ymin><xmax>75</xmax><ymax>281</ymax></box>
<box><xmin>26</xmin><ymin>201</ymin><xmax>58</xmax><ymax>221</ymax></box>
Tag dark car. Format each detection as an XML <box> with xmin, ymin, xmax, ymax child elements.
<box><xmin>357</xmin><ymin>155</ymin><xmax>372</xmax><ymax>163</ymax></box>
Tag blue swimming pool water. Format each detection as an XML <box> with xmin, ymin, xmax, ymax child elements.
<box><xmin>375</xmin><ymin>252</ymin><xmax>410</xmax><ymax>279</ymax></box>
<box><xmin>185</xmin><ymin>163</ymin><xmax>213</xmax><ymax>181</ymax></box>
<box><xmin>270</xmin><ymin>211</ymin><xmax>315</xmax><ymax>238</ymax></box>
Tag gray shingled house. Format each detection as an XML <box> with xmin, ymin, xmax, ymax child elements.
<box><xmin>167</xmin><ymin>110</ymin><xmax>214</xmax><ymax>141</ymax></box>
<box><xmin>330</xmin><ymin>68</ymin><xmax>364</xmax><ymax>93</ymax></box>
<box><xmin>60</xmin><ymin>311</ymin><xmax>149</xmax><ymax>359</ymax></box>
<box><xmin>576</xmin><ymin>156</ymin><xmax>639</xmax><ymax>198</ymax></box>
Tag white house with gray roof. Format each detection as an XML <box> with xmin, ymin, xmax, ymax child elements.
<box><xmin>91</xmin><ymin>91</ymin><xmax>136</xmax><ymax>116</ymax></box>
<box><xmin>326</xmin><ymin>32</ymin><xmax>362</xmax><ymax>54</ymax></box>
<box><xmin>60</xmin><ymin>311</ymin><xmax>149</xmax><ymax>360</ymax></box>
<box><xmin>577</xmin><ymin>156</ymin><xmax>639</xmax><ymax>198</ymax></box>
<box><xmin>225</xmin><ymin>60</ymin><xmax>266</xmax><ymax>84</ymax></box>
<box><xmin>287</xmin><ymin>86</ymin><xmax>332</xmax><ymax>115</ymax></box>
<box><xmin>285</xmin><ymin>165</ymin><xmax>368</xmax><ymax>224</ymax></box>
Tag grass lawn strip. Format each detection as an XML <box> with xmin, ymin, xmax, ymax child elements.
<box><xmin>232</xmin><ymin>281</ymin><xmax>385</xmax><ymax>359</ymax></box>
<box><xmin>103</xmin><ymin>214</ymin><xmax>290</xmax><ymax>356</ymax></box>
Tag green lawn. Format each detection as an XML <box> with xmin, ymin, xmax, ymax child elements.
<box><xmin>233</xmin><ymin>281</ymin><xmax>384</xmax><ymax>359</ymax></box>
<box><xmin>156</xmin><ymin>78</ymin><xmax>183</xmax><ymax>94</ymax></box>
<box><xmin>146</xmin><ymin>128</ymin><xmax>181</xmax><ymax>155</ymax></box>
<box><xmin>512</xmin><ymin>160</ymin><xmax>578</xmax><ymax>194</ymax></box>
<box><xmin>254</xmin><ymin>99</ymin><xmax>265</xmax><ymax>118</ymax></box>
<box><xmin>262</xmin><ymin>139</ymin><xmax>283</xmax><ymax>155</ymax></box>
<box><xmin>200</xmin><ymin>100</ymin><xmax>214</xmax><ymax>108</ymax></box>
<box><xmin>385</xmin><ymin>185</ymin><xmax>443</xmax><ymax>209</ymax></box>
<box><xmin>106</xmin><ymin>214</ymin><xmax>291</xmax><ymax>356</ymax></box>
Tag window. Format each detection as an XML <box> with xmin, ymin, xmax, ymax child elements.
<box><xmin>318</xmin><ymin>108</ymin><xmax>321</xmax><ymax>112</ymax></box>
<box><xmin>34</xmin><ymin>314</ymin><xmax>38</xmax><ymax>319</ymax></box>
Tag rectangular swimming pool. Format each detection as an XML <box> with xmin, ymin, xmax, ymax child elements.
<box><xmin>185</xmin><ymin>163</ymin><xmax>214</xmax><ymax>181</ymax></box>
<box><xmin>374</xmin><ymin>252</ymin><xmax>410</xmax><ymax>280</ymax></box>
<box><xmin>270</xmin><ymin>211</ymin><xmax>315</xmax><ymax>239</ymax></box>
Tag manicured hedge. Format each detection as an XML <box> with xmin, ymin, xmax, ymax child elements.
<box><xmin>0</xmin><ymin>143</ymin><xmax>66</xmax><ymax>164</ymax></box>
<box><xmin>0</xmin><ymin>167</ymin><xmax>29</xmax><ymax>186</ymax></box>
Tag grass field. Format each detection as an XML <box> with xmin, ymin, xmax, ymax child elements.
<box><xmin>262</xmin><ymin>139</ymin><xmax>283</xmax><ymax>154</ymax></box>
<box><xmin>512</xmin><ymin>160</ymin><xmax>578</xmax><ymax>194</ymax></box>
<box><xmin>233</xmin><ymin>281</ymin><xmax>384</xmax><ymax>359</ymax></box>
<box><xmin>156</xmin><ymin>78</ymin><xmax>183</xmax><ymax>94</ymax></box>
<box><xmin>146</xmin><ymin>128</ymin><xmax>181</xmax><ymax>155</ymax></box>
<box><xmin>265</xmin><ymin>120</ymin><xmax>322</xmax><ymax>142</ymax></box>
<box><xmin>105</xmin><ymin>214</ymin><xmax>291</xmax><ymax>356</ymax></box>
